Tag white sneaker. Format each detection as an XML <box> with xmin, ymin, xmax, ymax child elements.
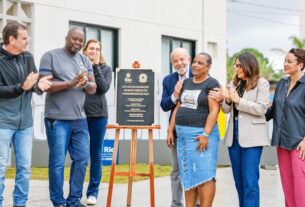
<box><xmin>87</xmin><ymin>196</ymin><xmax>97</xmax><ymax>205</ymax></box>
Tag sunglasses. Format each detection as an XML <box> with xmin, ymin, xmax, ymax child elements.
<box><xmin>233</xmin><ymin>64</ymin><xmax>243</xmax><ymax>69</ymax></box>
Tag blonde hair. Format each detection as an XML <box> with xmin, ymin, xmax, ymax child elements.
<box><xmin>83</xmin><ymin>39</ymin><xmax>106</xmax><ymax>64</ymax></box>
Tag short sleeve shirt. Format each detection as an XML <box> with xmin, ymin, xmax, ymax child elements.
<box><xmin>176</xmin><ymin>77</ymin><xmax>220</xmax><ymax>128</ymax></box>
<box><xmin>39</xmin><ymin>48</ymin><xmax>93</xmax><ymax>120</ymax></box>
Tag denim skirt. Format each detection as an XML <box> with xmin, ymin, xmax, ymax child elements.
<box><xmin>176</xmin><ymin>124</ymin><xmax>220</xmax><ymax>191</ymax></box>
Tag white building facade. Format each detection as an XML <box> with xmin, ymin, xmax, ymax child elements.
<box><xmin>1</xmin><ymin>0</ymin><xmax>226</xmax><ymax>165</ymax></box>
<box><xmin>300</xmin><ymin>0</ymin><xmax>305</xmax><ymax>39</ymax></box>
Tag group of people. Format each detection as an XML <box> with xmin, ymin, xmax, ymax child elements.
<box><xmin>1</xmin><ymin>21</ymin><xmax>305</xmax><ymax>207</ymax></box>
<box><xmin>0</xmin><ymin>22</ymin><xmax>112</xmax><ymax>207</ymax></box>
<box><xmin>161</xmin><ymin>47</ymin><xmax>305</xmax><ymax>207</ymax></box>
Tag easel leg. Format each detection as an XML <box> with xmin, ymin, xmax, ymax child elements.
<box><xmin>148</xmin><ymin>129</ymin><xmax>155</xmax><ymax>207</ymax></box>
<box><xmin>106</xmin><ymin>128</ymin><xmax>120</xmax><ymax>207</ymax></box>
<box><xmin>127</xmin><ymin>129</ymin><xmax>137</xmax><ymax>206</ymax></box>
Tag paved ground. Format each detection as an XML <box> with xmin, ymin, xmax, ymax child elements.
<box><xmin>2</xmin><ymin>167</ymin><xmax>285</xmax><ymax>207</ymax></box>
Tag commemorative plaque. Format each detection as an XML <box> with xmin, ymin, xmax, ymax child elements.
<box><xmin>116</xmin><ymin>69</ymin><xmax>154</xmax><ymax>126</ymax></box>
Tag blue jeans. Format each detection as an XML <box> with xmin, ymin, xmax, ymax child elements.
<box><xmin>86</xmin><ymin>117</ymin><xmax>107</xmax><ymax>198</ymax></box>
<box><xmin>45</xmin><ymin>118</ymin><xmax>89</xmax><ymax>207</ymax></box>
<box><xmin>228</xmin><ymin>120</ymin><xmax>263</xmax><ymax>207</ymax></box>
<box><xmin>0</xmin><ymin>127</ymin><xmax>32</xmax><ymax>207</ymax></box>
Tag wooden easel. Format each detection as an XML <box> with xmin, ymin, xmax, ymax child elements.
<box><xmin>106</xmin><ymin>124</ymin><xmax>160</xmax><ymax>207</ymax></box>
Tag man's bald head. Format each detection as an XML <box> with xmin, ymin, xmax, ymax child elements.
<box><xmin>65</xmin><ymin>28</ymin><xmax>85</xmax><ymax>55</ymax></box>
<box><xmin>66</xmin><ymin>28</ymin><xmax>84</xmax><ymax>38</ymax></box>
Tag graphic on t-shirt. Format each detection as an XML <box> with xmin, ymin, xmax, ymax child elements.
<box><xmin>180</xmin><ymin>90</ymin><xmax>201</xmax><ymax>109</ymax></box>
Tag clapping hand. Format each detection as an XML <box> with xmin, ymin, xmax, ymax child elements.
<box><xmin>66</xmin><ymin>71</ymin><xmax>85</xmax><ymax>88</ymax></box>
<box><xmin>38</xmin><ymin>75</ymin><xmax>53</xmax><ymax>91</ymax></box>
<box><xmin>208</xmin><ymin>87</ymin><xmax>224</xmax><ymax>102</ymax></box>
<box><xmin>173</xmin><ymin>80</ymin><xmax>184</xmax><ymax>99</ymax></box>
<box><xmin>22</xmin><ymin>72</ymin><xmax>39</xmax><ymax>91</ymax></box>
<box><xmin>75</xmin><ymin>70</ymin><xmax>88</xmax><ymax>88</ymax></box>
<box><xmin>230</xmin><ymin>88</ymin><xmax>240</xmax><ymax>104</ymax></box>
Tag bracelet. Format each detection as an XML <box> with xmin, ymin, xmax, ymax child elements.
<box><xmin>202</xmin><ymin>131</ymin><xmax>210</xmax><ymax>138</ymax></box>
<box><xmin>82</xmin><ymin>81</ymin><xmax>89</xmax><ymax>89</ymax></box>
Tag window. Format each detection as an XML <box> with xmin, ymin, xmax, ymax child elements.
<box><xmin>69</xmin><ymin>22</ymin><xmax>119</xmax><ymax>71</ymax></box>
<box><xmin>161</xmin><ymin>36</ymin><xmax>195</xmax><ymax>75</ymax></box>
<box><xmin>0</xmin><ymin>0</ymin><xmax>33</xmax><ymax>49</ymax></box>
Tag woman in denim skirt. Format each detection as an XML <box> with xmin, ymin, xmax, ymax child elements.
<box><xmin>167</xmin><ymin>52</ymin><xmax>220</xmax><ymax>207</ymax></box>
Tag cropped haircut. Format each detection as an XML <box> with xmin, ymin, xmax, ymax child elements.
<box><xmin>2</xmin><ymin>22</ymin><xmax>27</xmax><ymax>45</ymax></box>
<box><xmin>198</xmin><ymin>52</ymin><xmax>212</xmax><ymax>65</ymax></box>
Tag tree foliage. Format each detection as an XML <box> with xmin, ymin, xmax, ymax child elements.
<box><xmin>289</xmin><ymin>35</ymin><xmax>305</xmax><ymax>49</ymax></box>
<box><xmin>271</xmin><ymin>35</ymin><xmax>305</xmax><ymax>54</ymax></box>
<box><xmin>227</xmin><ymin>48</ymin><xmax>281</xmax><ymax>83</ymax></box>
<box><xmin>228</xmin><ymin>34</ymin><xmax>305</xmax><ymax>83</ymax></box>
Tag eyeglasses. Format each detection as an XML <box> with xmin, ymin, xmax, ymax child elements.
<box><xmin>233</xmin><ymin>64</ymin><xmax>243</xmax><ymax>69</ymax></box>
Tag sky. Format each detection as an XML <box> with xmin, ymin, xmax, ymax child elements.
<box><xmin>227</xmin><ymin>0</ymin><xmax>301</xmax><ymax>70</ymax></box>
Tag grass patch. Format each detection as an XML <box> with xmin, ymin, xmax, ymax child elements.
<box><xmin>6</xmin><ymin>164</ymin><xmax>171</xmax><ymax>184</ymax></box>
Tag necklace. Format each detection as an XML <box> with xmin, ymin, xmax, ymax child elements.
<box><xmin>193</xmin><ymin>75</ymin><xmax>209</xmax><ymax>84</ymax></box>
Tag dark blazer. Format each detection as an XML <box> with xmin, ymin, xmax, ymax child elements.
<box><xmin>160</xmin><ymin>68</ymin><xmax>193</xmax><ymax>114</ymax></box>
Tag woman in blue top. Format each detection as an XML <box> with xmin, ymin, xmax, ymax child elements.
<box><xmin>167</xmin><ymin>52</ymin><xmax>220</xmax><ymax>207</ymax></box>
<box><xmin>266</xmin><ymin>48</ymin><xmax>305</xmax><ymax>207</ymax></box>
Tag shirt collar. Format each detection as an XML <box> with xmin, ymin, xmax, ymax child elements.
<box><xmin>284</xmin><ymin>74</ymin><xmax>305</xmax><ymax>84</ymax></box>
<box><xmin>299</xmin><ymin>74</ymin><xmax>305</xmax><ymax>83</ymax></box>
<box><xmin>178</xmin><ymin>67</ymin><xmax>190</xmax><ymax>80</ymax></box>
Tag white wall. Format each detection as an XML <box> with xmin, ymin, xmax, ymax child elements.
<box><xmin>27</xmin><ymin>0</ymin><xmax>226</xmax><ymax>70</ymax></box>
<box><xmin>300</xmin><ymin>0</ymin><xmax>305</xmax><ymax>39</ymax></box>
<box><xmin>202</xmin><ymin>0</ymin><xmax>227</xmax><ymax>86</ymax></box>
<box><xmin>25</xmin><ymin>0</ymin><xmax>226</xmax><ymax>140</ymax></box>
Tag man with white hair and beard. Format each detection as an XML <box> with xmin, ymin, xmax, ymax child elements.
<box><xmin>160</xmin><ymin>48</ymin><xmax>193</xmax><ymax>207</ymax></box>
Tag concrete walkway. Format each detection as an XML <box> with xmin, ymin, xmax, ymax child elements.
<box><xmin>2</xmin><ymin>167</ymin><xmax>285</xmax><ymax>207</ymax></box>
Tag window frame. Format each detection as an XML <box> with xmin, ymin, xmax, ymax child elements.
<box><xmin>69</xmin><ymin>21</ymin><xmax>119</xmax><ymax>72</ymax></box>
<box><xmin>161</xmin><ymin>35</ymin><xmax>196</xmax><ymax>74</ymax></box>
